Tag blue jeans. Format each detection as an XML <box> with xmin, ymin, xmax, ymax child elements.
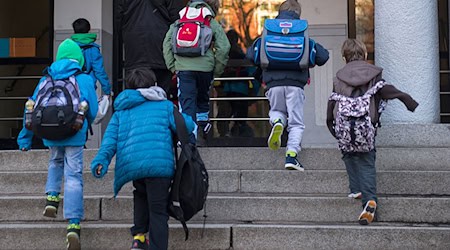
<box><xmin>177</xmin><ymin>71</ymin><xmax>213</xmax><ymax>143</ymax></box>
<box><xmin>46</xmin><ymin>146</ymin><xmax>84</xmax><ymax>220</ymax></box>
<box><xmin>342</xmin><ymin>150</ymin><xmax>377</xmax><ymax>206</ymax></box>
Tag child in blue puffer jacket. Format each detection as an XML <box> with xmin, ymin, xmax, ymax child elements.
<box><xmin>71</xmin><ymin>18</ymin><xmax>112</xmax><ymax>96</ymax></box>
<box><xmin>91</xmin><ymin>67</ymin><xmax>195</xmax><ymax>250</ymax></box>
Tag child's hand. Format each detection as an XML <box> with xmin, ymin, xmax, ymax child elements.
<box><xmin>20</xmin><ymin>147</ymin><xmax>29</xmax><ymax>152</ymax></box>
<box><xmin>92</xmin><ymin>164</ymin><xmax>107</xmax><ymax>178</ymax></box>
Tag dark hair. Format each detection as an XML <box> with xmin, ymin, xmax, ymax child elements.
<box><xmin>226</xmin><ymin>29</ymin><xmax>239</xmax><ymax>46</ymax></box>
<box><xmin>72</xmin><ymin>18</ymin><xmax>91</xmax><ymax>33</ymax></box>
<box><xmin>125</xmin><ymin>68</ymin><xmax>157</xmax><ymax>89</ymax></box>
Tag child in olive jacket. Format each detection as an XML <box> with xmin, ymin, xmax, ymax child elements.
<box><xmin>163</xmin><ymin>0</ymin><xmax>230</xmax><ymax>144</ymax></box>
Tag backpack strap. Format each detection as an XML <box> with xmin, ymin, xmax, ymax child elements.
<box><xmin>171</xmin><ymin>106</ymin><xmax>191</xmax><ymax>240</ymax></box>
<box><xmin>364</xmin><ymin>80</ymin><xmax>388</xmax><ymax>97</ymax></box>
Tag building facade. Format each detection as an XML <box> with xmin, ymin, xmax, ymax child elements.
<box><xmin>0</xmin><ymin>0</ymin><xmax>446</xmax><ymax>149</ymax></box>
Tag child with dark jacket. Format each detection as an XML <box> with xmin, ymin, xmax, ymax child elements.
<box><xmin>18</xmin><ymin>39</ymin><xmax>98</xmax><ymax>250</ymax></box>
<box><xmin>71</xmin><ymin>18</ymin><xmax>112</xmax><ymax>96</ymax></box>
<box><xmin>90</xmin><ymin>68</ymin><xmax>194</xmax><ymax>250</ymax></box>
<box><xmin>326</xmin><ymin>39</ymin><xmax>419</xmax><ymax>225</ymax></box>
<box><xmin>264</xmin><ymin>0</ymin><xmax>329</xmax><ymax>170</ymax></box>
<box><xmin>163</xmin><ymin>0</ymin><xmax>230</xmax><ymax>144</ymax></box>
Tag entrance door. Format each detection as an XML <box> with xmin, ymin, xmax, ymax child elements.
<box><xmin>0</xmin><ymin>0</ymin><xmax>54</xmax><ymax>149</ymax></box>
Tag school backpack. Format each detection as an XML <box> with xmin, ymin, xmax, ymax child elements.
<box><xmin>250</xmin><ymin>19</ymin><xmax>316</xmax><ymax>70</ymax></box>
<box><xmin>169</xmin><ymin>107</ymin><xmax>209</xmax><ymax>240</ymax></box>
<box><xmin>171</xmin><ymin>2</ymin><xmax>213</xmax><ymax>57</ymax></box>
<box><xmin>31</xmin><ymin>75</ymin><xmax>82</xmax><ymax>140</ymax></box>
<box><xmin>329</xmin><ymin>80</ymin><xmax>387</xmax><ymax>152</ymax></box>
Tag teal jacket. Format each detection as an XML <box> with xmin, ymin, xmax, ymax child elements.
<box><xmin>17</xmin><ymin>59</ymin><xmax>98</xmax><ymax>149</ymax></box>
<box><xmin>91</xmin><ymin>87</ymin><xmax>195</xmax><ymax>196</ymax></box>
<box><xmin>71</xmin><ymin>33</ymin><xmax>112</xmax><ymax>95</ymax></box>
<box><xmin>163</xmin><ymin>1</ymin><xmax>230</xmax><ymax>77</ymax></box>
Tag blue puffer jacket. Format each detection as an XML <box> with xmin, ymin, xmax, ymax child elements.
<box><xmin>17</xmin><ymin>59</ymin><xmax>98</xmax><ymax>149</ymax></box>
<box><xmin>262</xmin><ymin>11</ymin><xmax>330</xmax><ymax>89</ymax></box>
<box><xmin>91</xmin><ymin>87</ymin><xmax>195</xmax><ymax>196</ymax></box>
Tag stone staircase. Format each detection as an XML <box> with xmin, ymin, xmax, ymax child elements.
<box><xmin>1</xmin><ymin>126</ymin><xmax>450</xmax><ymax>249</ymax></box>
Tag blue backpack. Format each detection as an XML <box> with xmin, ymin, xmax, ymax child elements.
<box><xmin>250</xmin><ymin>19</ymin><xmax>316</xmax><ymax>70</ymax></box>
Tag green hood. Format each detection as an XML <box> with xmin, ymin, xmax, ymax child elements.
<box><xmin>71</xmin><ymin>33</ymin><xmax>97</xmax><ymax>44</ymax></box>
<box><xmin>56</xmin><ymin>39</ymin><xmax>85</xmax><ymax>68</ymax></box>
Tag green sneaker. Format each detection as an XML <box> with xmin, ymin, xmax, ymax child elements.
<box><xmin>43</xmin><ymin>194</ymin><xmax>60</xmax><ymax>218</ymax></box>
<box><xmin>66</xmin><ymin>223</ymin><xmax>81</xmax><ymax>250</ymax></box>
<box><xmin>268</xmin><ymin>119</ymin><xmax>284</xmax><ymax>150</ymax></box>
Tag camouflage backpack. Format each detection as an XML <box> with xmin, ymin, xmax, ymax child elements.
<box><xmin>329</xmin><ymin>80</ymin><xmax>387</xmax><ymax>152</ymax></box>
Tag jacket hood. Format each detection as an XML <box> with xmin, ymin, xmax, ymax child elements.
<box><xmin>188</xmin><ymin>1</ymin><xmax>216</xmax><ymax>17</ymax></box>
<box><xmin>336</xmin><ymin>60</ymin><xmax>383</xmax><ymax>87</ymax></box>
<box><xmin>47</xmin><ymin>59</ymin><xmax>83</xmax><ymax>80</ymax></box>
<box><xmin>56</xmin><ymin>39</ymin><xmax>85</xmax><ymax>68</ymax></box>
<box><xmin>71</xmin><ymin>33</ymin><xmax>97</xmax><ymax>45</ymax></box>
<box><xmin>276</xmin><ymin>10</ymin><xmax>300</xmax><ymax>20</ymax></box>
<box><xmin>114</xmin><ymin>87</ymin><xmax>167</xmax><ymax>111</ymax></box>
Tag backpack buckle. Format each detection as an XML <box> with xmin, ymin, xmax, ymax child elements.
<box><xmin>57</xmin><ymin>109</ymin><xmax>65</xmax><ymax>123</ymax></box>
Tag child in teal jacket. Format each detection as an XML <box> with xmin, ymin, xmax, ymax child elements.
<box><xmin>91</xmin><ymin>67</ymin><xmax>194</xmax><ymax>250</ymax></box>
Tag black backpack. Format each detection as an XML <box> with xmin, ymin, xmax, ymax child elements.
<box><xmin>31</xmin><ymin>75</ymin><xmax>81</xmax><ymax>140</ymax></box>
<box><xmin>169</xmin><ymin>107</ymin><xmax>209</xmax><ymax>240</ymax></box>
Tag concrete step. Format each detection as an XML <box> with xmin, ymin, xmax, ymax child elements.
<box><xmin>0</xmin><ymin>223</ymin><xmax>231</xmax><ymax>250</ymax></box>
<box><xmin>1</xmin><ymin>222</ymin><xmax>449</xmax><ymax>250</ymax></box>
<box><xmin>2</xmin><ymin>195</ymin><xmax>449</xmax><ymax>224</ymax></box>
<box><xmin>2</xmin><ymin>147</ymin><xmax>450</xmax><ymax>171</ymax></box>
<box><xmin>232</xmin><ymin>224</ymin><xmax>450</xmax><ymax>249</ymax></box>
<box><xmin>1</xmin><ymin>170</ymin><xmax>448</xmax><ymax>195</ymax></box>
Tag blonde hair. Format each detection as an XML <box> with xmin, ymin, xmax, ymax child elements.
<box><xmin>279</xmin><ymin>0</ymin><xmax>302</xmax><ymax>16</ymax></box>
<box><xmin>341</xmin><ymin>39</ymin><xmax>367</xmax><ymax>63</ymax></box>
<box><xmin>204</xmin><ymin>0</ymin><xmax>220</xmax><ymax>15</ymax></box>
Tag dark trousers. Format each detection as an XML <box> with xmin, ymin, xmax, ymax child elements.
<box><xmin>177</xmin><ymin>71</ymin><xmax>214</xmax><ymax>122</ymax></box>
<box><xmin>153</xmin><ymin>69</ymin><xmax>173</xmax><ymax>96</ymax></box>
<box><xmin>130</xmin><ymin>177</ymin><xmax>172</xmax><ymax>250</ymax></box>
<box><xmin>342</xmin><ymin>150</ymin><xmax>377</xmax><ymax>206</ymax></box>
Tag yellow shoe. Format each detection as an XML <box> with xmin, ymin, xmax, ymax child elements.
<box><xmin>268</xmin><ymin>120</ymin><xmax>284</xmax><ymax>150</ymax></box>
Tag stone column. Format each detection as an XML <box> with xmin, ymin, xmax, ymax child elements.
<box><xmin>375</xmin><ymin>0</ymin><xmax>440</xmax><ymax>123</ymax></box>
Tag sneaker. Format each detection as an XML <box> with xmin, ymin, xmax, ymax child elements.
<box><xmin>198</xmin><ymin>121</ymin><xmax>212</xmax><ymax>136</ymax></box>
<box><xmin>66</xmin><ymin>224</ymin><xmax>81</xmax><ymax>250</ymax></box>
<box><xmin>348</xmin><ymin>192</ymin><xmax>362</xmax><ymax>199</ymax></box>
<box><xmin>268</xmin><ymin>119</ymin><xmax>284</xmax><ymax>150</ymax></box>
<box><xmin>43</xmin><ymin>194</ymin><xmax>60</xmax><ymax>218</ymax></box>
<box><xmin>130</xmin><ymin>239</ymin><xmax>149</xmax><ymax>250</ymax></box>
<box><xmin>285</xmin><ymin>151</ymin><xmax>304</xmax><ymax>171</ymax></box>
<box><xmin>358</xmin><ymin>200</ymin><xmax>377</xmax><ymax>225</ymax></box>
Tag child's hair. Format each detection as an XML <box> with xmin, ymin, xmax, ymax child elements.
<box><xmin>341</xmin><ymin>39</ymin><xmax>367</xmax><ymax>63</ymax></box>
<box><xmin>203</xmin><ymin>0</ymin><xmax>220</xmax><ymax>15</ymax></box>
<box><xmin>72</xmin><ymin>18</ymin><xmax>91</xmax><ymax>34</ymax></box>
<box><xmin>279</xmin><ymin>0</ymin><xmax>302</xmax><ymax>16</ymax></box>
<box><xmin>125</xmin><ymin>68</ymin><xmax>157</xmax><ymax>89</ymax></box>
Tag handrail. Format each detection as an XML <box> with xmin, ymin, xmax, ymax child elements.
<box><xmin>0</xmin><ymin>76</ymin><xmax>42</xmax><ymax>80</ymax></box>
<box><xmin>210</xmin><ymin>97</ymin><xmax>267</xmax><ymax>101</ymax></box>
<box><xmin>210</xmin><ymin>117</ymin><xmax>269</xmax><ymax>121</ymax></box>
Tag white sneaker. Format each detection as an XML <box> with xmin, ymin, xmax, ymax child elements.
<box><xmin>348</xmin><ymin>192</ymin><xmax>362</xmax><ymax>199</ymax></box>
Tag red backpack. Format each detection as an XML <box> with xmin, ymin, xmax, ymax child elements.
<box><xmin>172</xmin><ymin>5</ymin><xmax>213</xmax><ymax>57</ymax></box>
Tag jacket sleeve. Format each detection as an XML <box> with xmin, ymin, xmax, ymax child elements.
<box><xmin>211</xmin><ymin>19</ymin><xmax>231</xmax><ymax>77</ymax></box>
<box><xmin>91</xmin><ymin>112</ymin><xmax>119</xmax><ymax>172</ymax></box>
<box><xmin>90</xmin><ymin>47</ymin><xmax>111</xmax><ymax>95</ymax></box>
<box><xmin>378</xmin><ymin>84</ymin><xmax>419</xmax><ymax>112</ymax></box>
<box><xmin>168</xmin><ymin>105</ymin><xmax>195</xmax><ymax>136</ymax></box>
<box><xmin>163</xmin><ymin>24</ymin><xmax>176</xmax><ymax>73</ymax></box>
<box><xmin>314</xmin><ymin>43</ymin><xmax>330</xmax><ymax>67</ymax></box>
<box><xmin>78</xmin><ymin>74</ymin><xmax>99</xmax><ymax>124</ymax></box>
<box><xmin>17</xmin><ymin>77</ymin><xmax>46</xmax><ymax>150</ymax></box>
